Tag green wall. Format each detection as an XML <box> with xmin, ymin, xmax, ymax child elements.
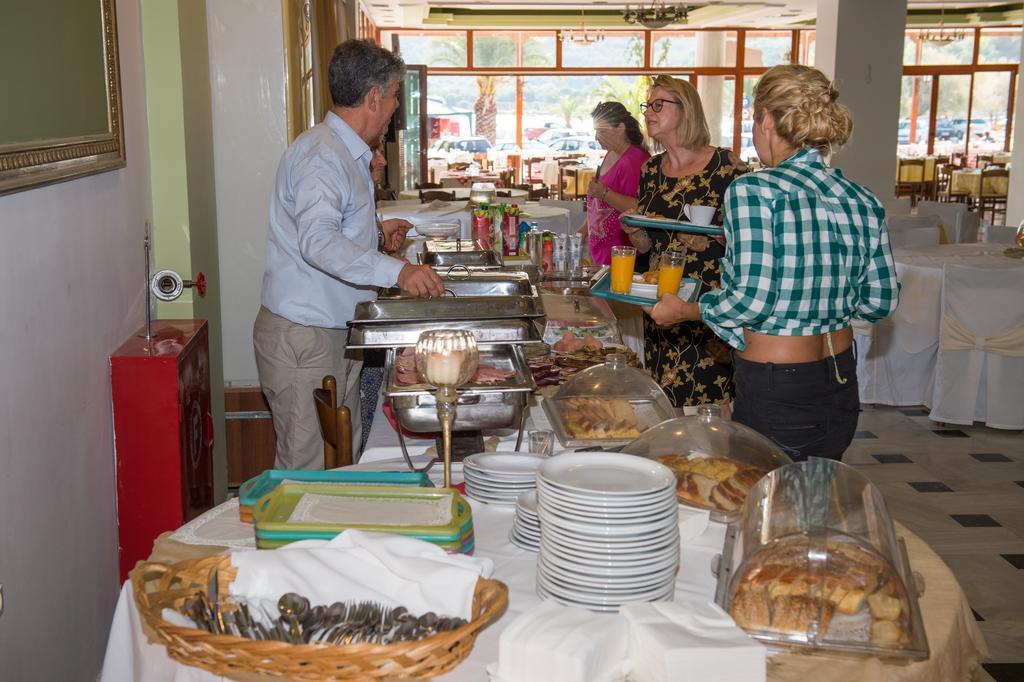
<box><xmin>141</xmin><ymin>0</ymin><xmax>227</xmax><ymax>502</ymax></box>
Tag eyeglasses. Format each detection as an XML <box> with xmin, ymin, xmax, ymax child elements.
<box><xmin>640</xmin><ymin>99</ymin><xmax>681</xmax><ymax>114</ymax></box>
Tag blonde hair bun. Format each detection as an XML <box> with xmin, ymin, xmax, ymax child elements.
<box><xmin>754</xmin><ymin>64</ymin><xmax>853</xmax><ymax>153</ymax></box>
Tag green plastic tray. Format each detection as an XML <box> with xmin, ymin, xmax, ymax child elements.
<box><xmin>239</xmin><ymin>469</ymin><xmax>433</xmax><ymax>513</ymax></box>
<box><xmin>253</xmin><ymin>483</ymin><xmax>474</xmax><ymax>542</ymax></box>
<box><xmin>621</xmin><ymin>213</ymin><xmax>724</xmax><ymax>236</ymax></box>
<box><xmin>590</xmin><ymin>270</ymin><xmax>701</xmax><ymax>307</ymax></box>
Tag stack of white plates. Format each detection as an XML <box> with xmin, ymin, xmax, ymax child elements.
<box><xmin>535</xmin><ymin>452</ymin><xmax>679</xmax><ymax>612</ymax></box>
<box><xmin>510</xmin><ymin>490</ymin><xmax>541</xmax><ymax>551</ymax></box>
<box><xmin>463</xmin><ymin>453</ymin><xmax>545</xmax><ymax>505</ymax></box>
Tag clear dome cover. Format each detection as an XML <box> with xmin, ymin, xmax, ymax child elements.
<box><xmin>717</xmin><ymin>458</ymin><xmax>929</xmax><ymax>661</ymax></box>
<box><xmin>542</xmin><ymin>353</ymin><xmax>675</xmax><ymax>447</ymax></box>
<box><xmin>619</xmin><ymin>405</ymin><xmax>791</xmax><ymax>520</ymax></box>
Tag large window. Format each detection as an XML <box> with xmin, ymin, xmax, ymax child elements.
<box><xmin>385</xmin><ymin>25</ymin><xmax>1019</xmax><ymax>160</ymax></box>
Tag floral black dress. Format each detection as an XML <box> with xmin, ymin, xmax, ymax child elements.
<box><xmin>635</xmin><ymin>148</ymin><xmax>748</xmax><ymax>408</ymax></box>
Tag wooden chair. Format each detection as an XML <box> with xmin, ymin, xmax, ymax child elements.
<box><xmin>448</xmin><ymin>161</ymin><xmax>470</xmax><ymax>172</ymax></box>
<box><xmin>506</xmin><ymin>154</ymin><xmax>521</xmax><ymax>184</ymax></box>
<box><xmin>496</xmin><ymin>190</ymin><xmax>512</xmax><ymax>198</ymax></box>
<box><xmin>528</xmin><ymin>186</ymin><xmax>550</xmax><ymax>201</ymax></box>
<box><xmin>313</xmin><ymin>376</ymin><xmax>352</xmax><ymax>469</ymax></box>
<box><xmin>895</xmin><ymin>158</ymin><xmax>926</xmax><ymax>206</ymax></box>
<box><xmin>976</xmin><ymin>154</ymin><xmax>994</xmax><ymax>169</ymax></box>
<box><xmin>415</xmin><ymin>182</ymin><xmax>441</xmax><ymax>190</ymax></box>
<box><xmin>976</xmin><ymin>167</ymin><xmax>1009</xmax><ymax>223</ymax></box>
<box><xmin>498</xmin><ymin>170</ymin><xmax>513</xmax><ymax>188</ymax></box>
<box><xmin>420</xmin><ymin>190</ymin><xmax>457</xmax><ymax>202</ymax></box>
<box><xmin>375</xmin><ymin>185</ymin><xmax>396</xmax><ymax>202</ymax></box>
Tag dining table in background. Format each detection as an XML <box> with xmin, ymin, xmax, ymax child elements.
<box><xmin>379</xmin><ymin>200</ymin><xmax>571</xmax><ymax>239</ymax></box>
<box><xmin>948</xmin><ymin>168</ymin><xmax>1010</xmax><ymax>199</ymax></box>
<box><xmin>395</xmin><ymin>187</ymin><xmax>529</xmax><ymax>202</ymax></box>
<box><xmin>856</xmin><ymin>243</ymin><xmax>1024</xmax><ymax>414</ymax></box>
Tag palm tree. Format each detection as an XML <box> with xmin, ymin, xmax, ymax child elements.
<box><xmin>429</xmin><ymin>35</ymin><xmax>548</xmax><ymax>143</ymax></box>
<box><xmin>555</xmin><ymin>95</ymin><xmax>585</xmax><ymax>128</ymax></box>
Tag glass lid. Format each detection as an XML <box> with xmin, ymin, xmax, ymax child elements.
<box><xmin>620</xmin><ymin>405</ymin><xmax>791</xmax><ymax>518</ymax></box>
<box><xmin>551</xmin><ymin>353</ymin><xmax>672</xmax><ymax>405</ymax></box>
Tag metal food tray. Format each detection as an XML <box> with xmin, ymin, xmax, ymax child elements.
<box><xmin>712</xmin><ymin>526</ymin><xmax>930</xmax><ymax>662</ymax></box>
<box><xmin>353</xmin><ymin>295</ymin><xmax>543</xmax><ymax>323</ymax></box>
<box><xmin>378</xmin><ymin>271</ymin><xmax>537</xmax><ymax>299</ymax></box>
<box><xmin>384</xmin><ymin>344</ymin><xmax>535</xmax><ymax>433</ymax></box>
<box><xmin>541</xmin><ymin>396</ymin><xmax>676</xmax><ymax>448</ymax></box>
<box><xmin>418</xmin><ymin>240</ymin><xmax>502</xmax><ymax>267</ymax></box>
<box><xmin>348</xmin><ymin>318</ymin><xmax>544</xmax><ymax>349</ymax></box>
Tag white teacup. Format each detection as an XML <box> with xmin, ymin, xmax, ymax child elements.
<box><xmin>683</xmin><ymin>204</ymin><xmax>716</xmax><ymax>226</ymax></box>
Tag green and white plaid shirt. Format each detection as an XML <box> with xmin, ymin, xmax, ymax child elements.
<box><xmin>699</xmin><ymin>147</ymin><xmax>899</xmax><ymax>351</ymax></box>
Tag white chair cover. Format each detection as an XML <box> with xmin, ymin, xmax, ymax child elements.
<box><xmin>856</xmin><ymin>262</ymin><xmax>941</xmax><ymax>405</ymax></box>
<box><xmin>882</xmin><ymin>197</ymin><xmax>912</xmax><ymax>217</ymax></box>
<box><xmin>955</xmin><ymin>211</ymin><xmax>980</xmax><ymax>244</ymax></box>
<box><xmin>915</xmin><ymin>200</ymin><xmax>966</xmax><ymax>243</ymax></box>
<box><xmin>983</xmin><ymin>225</ymin><xmax>1018</xmax><ymax>244</ymax></box>
<box><xmin>889</xmin><ymin>225</ymin><xmax>941</xmax><ymax>248</ymax></box>
<box><xmin>929</xmin><ymin>264</ymin><xmax>1024</xmax><ymax>429</ymax></box>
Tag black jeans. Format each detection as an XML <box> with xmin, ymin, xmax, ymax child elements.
<box><xmin>732</xmin><ymin>346</ymin><xmax>859</xmax><ymax>462</ymax></box>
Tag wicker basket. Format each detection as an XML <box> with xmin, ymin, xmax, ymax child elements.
<box><xmin>131</xmin><ymin>554</ymin><xmax>509</xmax><ymax>679</ymax></box>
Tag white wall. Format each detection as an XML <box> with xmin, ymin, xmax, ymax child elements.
<box><xmin>0</xmin><ymin>0</ymin><xmax>150</xmax><ymax>677</ymax></box>
<box><xmin>816</xmin><ymin>0</ymin><xmax>907</xmax><ymax>199</ymax></box>
<box><xmin>207</xmin><ymin>0</ymin><xmax>288</xmax><ymax>385</ymax></box>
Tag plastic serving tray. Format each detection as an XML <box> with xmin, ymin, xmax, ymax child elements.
<box><xmin>252</xmin><ymin>483</ymin><xmax>475</xmax><ymax>545</ymax></box>
<box><xmin>238</xmin><ymin>470</ymin><xmax>434</xmax><ymax>522</ymax></box>
<box><xmin>590</xmin><ymin>270</ymin><xmax>701</xmax><ymax>307</ymax></box>
<box><xmin>621</xmin><ymin>214</ymin><xmax>725</xmax><ymax>236</ymax></box>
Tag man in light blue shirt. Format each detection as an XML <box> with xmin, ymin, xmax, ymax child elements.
<box><xmin>254</xmin><ymin>40</ymin><xmax>444</xmax><ymax>470</ymax></box>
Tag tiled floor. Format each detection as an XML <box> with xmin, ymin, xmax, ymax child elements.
<box><xmin>843</xmin><ymin>405</ymin><xmax>1024</xmax><ymax>679</ymax></box>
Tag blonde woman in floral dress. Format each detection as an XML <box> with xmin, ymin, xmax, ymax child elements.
<box><xmin>622</xmin><ymin>75</ymin><xmax>748</xmax><ymax>412</ymax></box>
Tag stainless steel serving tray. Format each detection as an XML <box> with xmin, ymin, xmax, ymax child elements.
<box><xmin>378</xmin><ymin>271</ymin><xmax>537</xmax><ymax>299</ymax></box>
<box><xmin>541</xmin><ymin>396</ymin><xmax>676</xmax><ymax>449</ymax></box>
<box><xmin>384</xmin><ymin>344</ymin><xmax>535</xmax><ymax>432</ymax></box>
<box><xmin>353</xmin><ymin>295</ymin><xmax>543</xmax><ymax>323</ymax></box>
<box><xmin>348</xmin><ymin>318</ymin><xmax>544</xmax><ymax>349</ymax></box>
<box><xmin>418</xmin><ymin>240</ymin><xmax>502</xmax><ymax>267</ymax></box>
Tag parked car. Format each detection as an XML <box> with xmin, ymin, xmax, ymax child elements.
<box><xmin>431</xmin><ymin>136</ymin><xmax>495</xmax><ymax>154</ymax></box>
<box><xmin>547</xmin><ymin>136</ymin><xmax>601</xmax><ymax>153</ymax></box>
<box><xmin>535</xmin><ymin>128</ymin><xmax>576</xmax><ymax>146</ymax></box>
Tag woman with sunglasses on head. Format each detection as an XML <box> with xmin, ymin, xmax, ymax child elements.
<box><xmin>645</xmin><ymin>64</ymin><xmax>899</xmax><ymax>462</ymax></box>
<box><xmin>581</xmin><ymin>101</ymin><xmax>650</xmax><ymax>265</ymax></box>
<box><xmin>623</xmin><ymin>75</ymin><xmax>749</xmax><ymax>414</ymax></box>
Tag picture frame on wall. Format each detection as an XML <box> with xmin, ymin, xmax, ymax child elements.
<box><xmin>0</xmin><ymin>0</ymin><xmax>125</xmax><ymax>195</ymax></box>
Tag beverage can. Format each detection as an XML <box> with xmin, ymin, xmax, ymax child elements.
<box><xmin>542</xmin><ymin>232</ymin><xmax>554</xmax><ymax>272</ymax></box>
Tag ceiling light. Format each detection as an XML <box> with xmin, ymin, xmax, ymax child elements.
<box><xmin>921</xmin><ymin>6</ymin><xmax>966</xmax><ymax>45</ymax></box>
<box><xmin>560</xmin><ymin>10</ymin><xmax>605</xmax><ymax>47</ymax></box>
<box><xmin>622</xmin><ymin>2</ymin><xmax>689</xmax><ymax>30</ymax></box>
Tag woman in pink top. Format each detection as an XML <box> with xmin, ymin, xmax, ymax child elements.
<box><xmin>581</xmin><ymin>101</ymin><xmax>650</xmax><ymax>265</ymax></box>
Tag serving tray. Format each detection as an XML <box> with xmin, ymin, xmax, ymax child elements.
<box><xmin>621</xmin><ymin>214</ymin><xmax>725</xmax><ymax>236</ymax></box>
<box><xmin>590</xmin><ymin>271</ymin><xmax>701</xmax><ymax>307</ymax></box>
<box><xmin>252</xmin><ymin>483</ymin><xmax>474</xmax><ymax>546</ymax></box>
<box><xmin>238</xmin><ymin>470</ymin><xmax>434</xmax><ymax>522</ymax></box>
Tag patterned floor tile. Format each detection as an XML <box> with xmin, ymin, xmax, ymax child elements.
<box><xmin>971</xmin><ymin>453</ymin><xmax>1014</xmax><ymax>463</ymax></box>
<box><xmin>973</xmin><ymin>608</ymin><xmax>986</xmax><ymax>621</ymax></box>
<box><xmin>951</xmin><ymin>514</ymin><xmax>1002</xmax><ymax>527</ymax></box>
<box><xmin>873</xmin><ymin>453</ymin><xmax>912</xmax><ymax>463</ymax></box>
<box><xmin>1002</xmin><ymin>554</ymin><xmax>1024</xmax><ymax>569</ymax></box>
<box><xmin>934</xmin><ymin>429</ymin><xmax>970</xmax><ymax>438</ymax></box>
<box><xmin>983</xmin><ymin>663</ymin><xmax>1024</xmax><ymax>682</ymax></box>
<box><xmin>853</xmin><ymin>430</ymin><xmax>877</xmax><ymax>439</ymax></box>
<box><xmin>908</xmin><ymin>481</ymin><xmax>954</xmax><ymax>493</ymax></box>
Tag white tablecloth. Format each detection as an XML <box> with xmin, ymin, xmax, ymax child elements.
<box><xmin>857</xmin><ymin>244</ymin><xmax>1024</xmax><ymax>409</ymax></box>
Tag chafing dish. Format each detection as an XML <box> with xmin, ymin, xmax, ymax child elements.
<box><xmin>348</xmin><ymin>318</ymin><xmax>543</xmax><ymax>349</ymax></box>
<box><xmin>385</xmin><ymin>344</ymin><xmax>536</xmax><ymax>465</ymax></box>
<box><xmin>378</xmin><ymin>271</ymin><xmax>537</xmax><ymax>299</ymax></box>
<box><xmin>418</xmin><ymin>240</ymin><xmax>502</xmax><ymax>267</ymax></box>
<box><xmin>385</xmin><ymin>344</ymin><xmax>535</xmax><ymax>432</ymax></box>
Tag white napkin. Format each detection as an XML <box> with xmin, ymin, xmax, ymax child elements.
<box><xmin>678</xmin><ymin>505</ymin><xmax>711</xmax><ymax>543</ymax></box>
<box><xmin>620</xmin><ymin>600</ymin><xmax>765</xmax><ymax>682</ymax></box>
<box><xmin>490</xmin><ymin>601</ymin><xmax>630</xmax><ymax>682</ymax></box>
<box><xmin>229</xmin><ymin>529</ymin><xmax>493</xmax><ymax>620</ymax></box>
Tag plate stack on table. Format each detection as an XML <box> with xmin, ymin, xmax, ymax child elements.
<box><xmin>510</xmin><ymin>490</ymin><xmax>541</xmax><ymax>552</ymax></box>
<box><xmin>463</xmin><ymin>452</ymin><xmax>545</xmax><ymax>505</ymax></box>
<box><xmin>535</xmin><ymin>453</ymin><xmax>680</xmax><ymax>612</ymax></box>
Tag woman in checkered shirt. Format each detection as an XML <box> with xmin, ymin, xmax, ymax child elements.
<box><xmin>645</xmin><ymin>65</ymin><xmax>899</xmax><ymax>461</ymax></box>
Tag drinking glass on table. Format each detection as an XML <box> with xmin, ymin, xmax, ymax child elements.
<box><xmin>610</xmin><ymin>245</ymin><xmax>636</xmax><ymax>294</ymax></box>
<box><xmin>528</xmin><ymin>430</ymin><xmax>555</xmax><ymax>457</ymax></box>
<box><xmin>657</xmin><ymin>250</ymin><xmax>686</xmax><ymax>298</ymax></box>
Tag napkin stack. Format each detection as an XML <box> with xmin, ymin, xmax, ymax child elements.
<box><xmin>620</xmin><ymin>600</ymin><xmax>766</xmax><ymax>682</ymax></box>
<box><xmin>490</xmin><ymin>601</ymin><xmax>630</xmax><ymax>682</ymax></box>
<box><xmin>229</xmin><ymin>529</ymin><xmax>493</xmax><ymax>620</ymax></box>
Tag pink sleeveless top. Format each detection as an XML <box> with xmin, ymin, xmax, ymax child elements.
<box><xmin>585</xmin><ymin>144</ymin><xmax>650</xmax><ymax>265</ymax></box>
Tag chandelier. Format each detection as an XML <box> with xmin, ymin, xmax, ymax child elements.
<box><xmin>921</xmin><ymin>7</ymin><xmax>966</xmax><ymax>45</ymax></box>
<box><xmin>623</xmin><ymin>2</ymin><xmax>689</xmax><ymax>29</ymax></box>
<box><xmin>560</xmin><ymin>10</ymin><xmax>605</xmax><ymax>46</ymax></box>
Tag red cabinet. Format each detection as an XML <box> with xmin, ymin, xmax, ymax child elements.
<box><xmin>111</xmin><ymin>320</ymin><xmax>215</xmax><ymax>581</ymax></box>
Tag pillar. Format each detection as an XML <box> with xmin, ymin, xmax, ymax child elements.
<box><xmin>1005</xmin><ymin>34</ymin><xmax>1024</xmax><ymax>226</ymax></box>
<box><xmin>815</xmin><ymin>0</ymin><xmax>907</xmax><ymax>200</ymax></box>
<box><xmin>697</xmin><ymin>32</ymin><xmax>726</xmax><ymax>147</ymax></box>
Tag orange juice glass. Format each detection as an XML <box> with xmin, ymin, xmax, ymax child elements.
<box><xmin>610</xmin><ymin>245</ymin><xmax>636</xmax><ymax>294</ymax></box>
<box><xmin>657</xmin><ymin>250</ymin><xmax>685</xmax><ymax>298</ymax></box>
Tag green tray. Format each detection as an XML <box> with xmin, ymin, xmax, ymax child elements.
<box><xmin>590</xmin><ymin>270</ymin><xmax>701</xmax><ymax>307</ymax></box>
<box><xmin>621</xmin><ymin>214</ymin><xmax>724</xmax><ymax>236</ymax></box>
<box><xmin>253</xmin><ymin>483</ymin><xmax>473</xmax><ymax>542</ymax></box>
<box><xmin>239</xmin><ymin>470</ymin><xmax>434</xmax><ymax>513</ymax></box>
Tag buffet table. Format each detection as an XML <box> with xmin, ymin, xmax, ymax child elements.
<box><xmin>101</xmin><ymin>417</ymin><xmax>987</xmax><ymax>681</ymax></box>
<box><xmin>856</xmin><ymin>244</ymin><xmax>1024</xmax><ymax>411</ymax></box>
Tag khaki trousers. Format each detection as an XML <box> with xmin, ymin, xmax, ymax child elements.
<box><xmin>253</xmin><ymin>306</ymin><xmax>363</xmax><ymax>470</ymax></box>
